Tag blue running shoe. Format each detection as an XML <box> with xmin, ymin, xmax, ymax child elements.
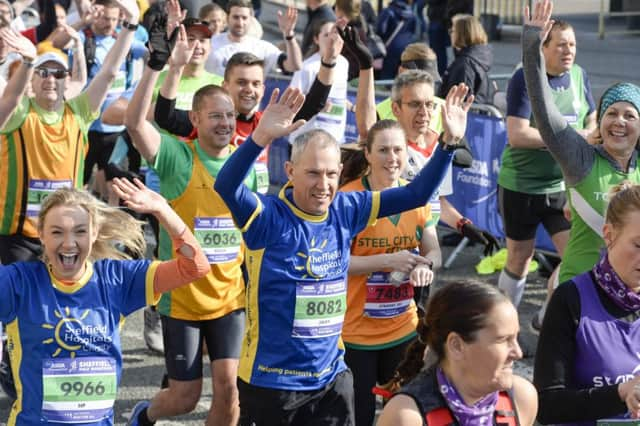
<box><xmin>127</xmin><ymin>401</ymin><xmax>150</xmax><ymax>426</ymax></box>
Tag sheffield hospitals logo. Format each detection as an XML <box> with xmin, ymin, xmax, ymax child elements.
<box><xmin>42</xmin><ymin>307</ymin><xmax>112</xmax><ymax>357</ymax></box>
<box><xmin>295</xmin><ymin>237</ymin><xmax>341</xmax><ymax>279</ymax></box>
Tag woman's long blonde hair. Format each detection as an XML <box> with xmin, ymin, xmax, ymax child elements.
<box><xmin>37</xmin><ymin>187</ymin><xmax>146</xmax><ymax>261</ymax></box>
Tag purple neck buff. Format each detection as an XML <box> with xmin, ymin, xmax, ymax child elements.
<box><xmin>592</xmin><ymin>251</ymin><xmax>640</xmax><ymax>311</ymax></box>
<box><xmin>436</xmin><ymin>367</ymin><xmax>498</xmax><ymax>425</ymax></box>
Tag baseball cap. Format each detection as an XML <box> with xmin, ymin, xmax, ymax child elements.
<box><xmin>183</xmin><ymin>17</ymin><xmax>213</xmax><ymax>38</ymax></box>
<box><xmin>33</xmin><ymin>52</ymin><xmax>68</xmax><ymax>70</ymax></box>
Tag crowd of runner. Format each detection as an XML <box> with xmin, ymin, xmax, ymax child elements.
<box><xmin>0</xmin><ymin>0</ymin><xmax>640</xmax><ymax>424</ymax></box>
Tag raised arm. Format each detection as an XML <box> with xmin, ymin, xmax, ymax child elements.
<box><xmin>124</xmin><ymin>64</ymin><xmax>162</xmax><ymax>161</ymax></box>
<box><xmin>111</xmin><ymin>177</ymin><xmax>210</xmax><ymax>293</ymax></box>
<box><xmin>292</xmin><ymin>22</ymin><xmax>343</xmax><ymax>121</ymax></box>
<box><xmin>154</xmin><ymin>27</ymin><xmax>196</xmax><ymax>136</ymax></box>
<box><xmin>0</xmin><ymin>28</ymin><xmax>36</xmax><ymax>129</ymax></box>
<box><xmin>215</xmin><ymin>88</ymin><xmax>306</xmax><ymax>227</ymax></box>
<box><xmin>378</xmin><ymin>84</ymin><xmax>473</xmax><ymax>218</ymax></box>
<box><xmin>522</xmin><ymin>0</ymin><xmax>593</xmax><ymax>184</ymax></box>
<box><xmin>338</xmin><ymin>23</ymin><xmax>376</xmax><ymax>140</ymax></box>
<box><xmin>62</xmin><ymin>24</ymin><xmax>88</xmax><ymax>99</ymax></box>
<box><xmin>84</xmin><ymin>0</ymin><xmax>139</xmax><ymax>113</ymax></box>
<box><xmin>277</xmin><ymin>7</ymin><xmax>302</xmax><ymax>73</ymax></box>
<box><xmin>124</xmin><ymin>23</ymin><xmax>182</xmax><ymax>161</ymax></box>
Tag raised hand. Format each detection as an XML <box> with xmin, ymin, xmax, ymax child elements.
<box><xmin>441</xmin><ymin>83</ymin><xmax>474</xmax><ymax>144</ymax></box>
<box><xmin>277</xmin><ymin>7</ymin><xmax>298</xmax><ymax>38</ymax></box>
<box><xmin>251</xmin><ymin>87</ymin><xmax>306</xmax><ymax>146</ymax></box>
<box><xmin>81</xmin><ymin>3</ymin><xmax>104</xmax><ymax>28</ymax></box>
<box><xmin>111</xmin><ymin>177</ymin><xmax>167</xmax><ymax>215</ymax></box>
<box><xmin>321</xmin><ymin>25</ymin><xmax>344</xmax><ymax>63</ymax></box>
<box><xmin>111</xmin><ymin>0</ymin><xmax>140</xmax><ymax>22</ymax></box>
<box><xmin>337</xmin><ymin>24</ymin><xmax>372</xmax><ymax>69</ymax></box>
<box><xmin>148</xmin><ymin>21</ymin><xmax>180</xmax><ymax>71</ymax></box>
<box><xmin>166</xmin><ymin>0</ymin><xmax>186</xmax><ymax>38</ymax></box>
<box><xmin>0</xmin><ymin>27</ymin><xmax>36</xmax><ymax>62</ymax></box>
<box><xmin>169</xmin><ymin>25</ymin><xmax>192</xmax><ymax>68</ymax></box>
<box><xmin>524</xmin><ymin>0</ymin><xmax>554</xmax><ymax>42</ymax></box>
<box><xmin>50</xmin><ymin>22</ymin><xmax>82</xmax><ymax>49</ymax></box>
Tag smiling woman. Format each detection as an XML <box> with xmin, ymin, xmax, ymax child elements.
<box><xmin>0</xmin><ymin>180</ymin><xmax>209</xmax><ymax>426</ymax></box>
<box><xmin>340</xmin><ymin>120</ymin><xmax>443</xmax><ymax>426</ymax></box>
<box><xmin>376</xmin><ymin>280</ymin><xmax>538</xmax><ymax>425</ymax></box>
<box><xmin>521</xmin><ymin>0</ymin><xmax>640</xmax><ymax>284</ymax></box>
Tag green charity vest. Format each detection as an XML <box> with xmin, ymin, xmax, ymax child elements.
<box><xmin>498</xmin><ymin>65</ymin><xmax>590</xmax><ymax>194</ymax></box>
<box><xmin>559</xmin><ymin>154</ymin><xmax>640</xmax><ymax>282</ymax></box>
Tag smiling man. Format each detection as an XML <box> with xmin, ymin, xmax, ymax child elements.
<box><xmin>497</xmin><ymin>20</ymin><xmax>597</xmax><ymax>325</ymax></box>
<box><xmin>214</xmin><ymin>84</ymin><xmax>472</xmax><ymax>425</ymax></box>
<box><xmin>205</xmin><ymin>0</ymin><xmax>302</xmax><ymax>76</ymax></box>
<box><xmin>125</xmin><ymin>39</ymin><xmax>261</xmax><ymax>424</ymax></box>
<box><xmin>0</xmin><ymin>0</ymin><xmax>140</xmax><ymax>265</ymax></box>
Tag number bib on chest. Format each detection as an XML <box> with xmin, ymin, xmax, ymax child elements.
<box><xmin>254</xmin><ymin>161</ymin><xmax>269</xmax><ymax>194</ymax></box>
<box><xmin>194</xmin><ymin>217</ymin><xmax>242</xmax><ymax>263</ymax></box>
<box><xmin>293</xmin><ymin>279</ymin><xmax>346</xmax><ymax>338</ymax></box>
<box><xmin>27</xmin><ymin>179</ymin><xmax>73</xmax><ymax>217</ymax></box>
<box><xmin>42</xmin><ymin>357</ymin><xmax>117</xmax><ymax>423</ymax></box>
<box><xmin>364</xmin><ymin>272</ymin><xmax>414</xmax><ymax>318</ymax></box>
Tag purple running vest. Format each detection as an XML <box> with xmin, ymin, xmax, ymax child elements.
<box><xmin>571</xmin><ymin>272</ymin><xmax>640</xmax><ymax>425</ymax></box>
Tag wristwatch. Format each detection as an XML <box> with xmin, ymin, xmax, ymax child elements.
<box><xmin>438</xmin><ymin>133</ymin><xmax>460</xmax><ymax>151</ymax></box>
<box><xmin>121</xmin><ymin>20</ymin><xmax>139</xmax><ymax>31</ymax></box>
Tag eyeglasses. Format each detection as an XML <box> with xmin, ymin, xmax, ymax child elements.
<box><xmin>207</xmin><ymin>111</ymin><xmax>236</xmax><ymax>121</ymax></box>
<box><xmin>34</xmin><ymin>68</ymin><xmax>69</xmax><ymax>79</ymax></box>
<box><xmin>400</xmin><ymin>100</ymin><xmax>437</xmax><ymax>112</ymax></box>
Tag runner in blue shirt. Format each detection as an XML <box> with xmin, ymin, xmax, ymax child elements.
<box><xmin>215</xmin><ymin>84</ymin><xmax>473</xmax><ymax>425</ymax></box>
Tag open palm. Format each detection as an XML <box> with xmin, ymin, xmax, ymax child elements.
<box><xmin>441</xmin><ymin>84</ymin><xmax>474</xmax><ymax>143</ymax></box>
<box><xmin>525</xmin><ymin>0</ymin><xmax>554</xmax><ymax>41</ymax></box>
<box><xmin>112</xmin><ymin>178</ymin><xmax>166</xmax><ymax>214</ymax></box>
<box><xmin>253</xmin><ymin>88</ymin><xmax>306</xmax><ymax>143</ymax></box>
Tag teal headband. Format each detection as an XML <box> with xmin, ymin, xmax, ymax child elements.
<box><xmin>598</xmin><ymin>82</ymin><xmax>640</xmax><ymax>124</ymax></box>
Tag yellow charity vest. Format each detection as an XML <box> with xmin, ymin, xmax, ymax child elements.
<box><xmin>157</xmin><ymin>141</ymin><xmax>245</xmax><ymax>320</ymax></box>
<box><xmin>0</xmin><ymin>103</ymin><xmax>86</xmax><ymax>238</ymax></box>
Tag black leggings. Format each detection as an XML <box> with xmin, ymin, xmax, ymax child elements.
<box><xmin>344</xmin><ymin>338</ymin><xmax>415</xmax><ymax>426</ymax></box>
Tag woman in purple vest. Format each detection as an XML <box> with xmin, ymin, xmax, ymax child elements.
<box><xmin>535</xmin><ymin>181</ymin><xmax>640</xmax><ymax>424</ymax></box>
<box><xmin>377</xmin><ymin>280</ymin><xmax>538</xmax><ymax>425</ymax></box>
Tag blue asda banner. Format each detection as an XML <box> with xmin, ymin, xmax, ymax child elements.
<box><xmin>447</xmin><ymin>111</ymin><xmax>506</xmax><ymax>239</ymax></box>
<box><xmin>446</xmin><ymin>109</ymin><xmax>556</xmax><ymax>253</ymax></box>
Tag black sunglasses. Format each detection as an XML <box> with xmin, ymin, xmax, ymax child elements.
<box><xmin>34</xmin><ymin>68</ymin><xmax>69</xmax><ymax>79</ymax></box>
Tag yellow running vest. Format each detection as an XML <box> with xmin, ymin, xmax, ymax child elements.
<box><xmin>157</xmin><ymin>141</ymin><xmax>245</xmax><ymax>320</ymax></box>
<box><xmin>0</xmin><ymin>103</ymin><xmax>86</xmax><ymax>238</ymax></box>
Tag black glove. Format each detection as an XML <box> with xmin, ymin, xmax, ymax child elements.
<box><xmin>337</xmin><ymin>25</ymin><xmax>373</xmax><ymax>70</ymax></box>
<box><xmin>452</xmin><ymin>137</ymin><xmax>473</xmax><ymax>168</ymax></box>
<box><xmin>147</xmin><ymin>20</ymin><xmax>179</xmax><ymax>71</ymax></box>
<box><xmin>460</xmin><ymin>221</ymin><xmax>500</xmax><ymax>256</ymax></box>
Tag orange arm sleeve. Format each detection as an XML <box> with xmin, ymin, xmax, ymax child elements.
<box><xmin>152</xmin><ymin>227</ymin><xmax>210</xmax><ymax>294</ymax></box>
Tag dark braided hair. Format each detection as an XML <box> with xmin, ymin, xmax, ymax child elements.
<box><xmin>381</xmin><ymin>280</ymin><xmax>509</xmax><ymax>394</ymax></box>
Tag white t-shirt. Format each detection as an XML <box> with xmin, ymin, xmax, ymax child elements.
<box><xmin>288</xmin><ymin>53</ymin><xmax>349</xmax><ymax>144</ymax></box>
<box><xmin>205</xmin><ymin>33</ymin><xmax>283</xmax><ymax>76</ymax></box>
<box><xmin>402</xmin><ymin>143</ymin><xmax>453</xmax><ymax>219</ymax></box>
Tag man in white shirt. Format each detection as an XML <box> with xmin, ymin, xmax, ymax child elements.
<box><xmin>205</xmin><ymin>0</ymin><xmax>302</xmax><ymax>76</ymax></box>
